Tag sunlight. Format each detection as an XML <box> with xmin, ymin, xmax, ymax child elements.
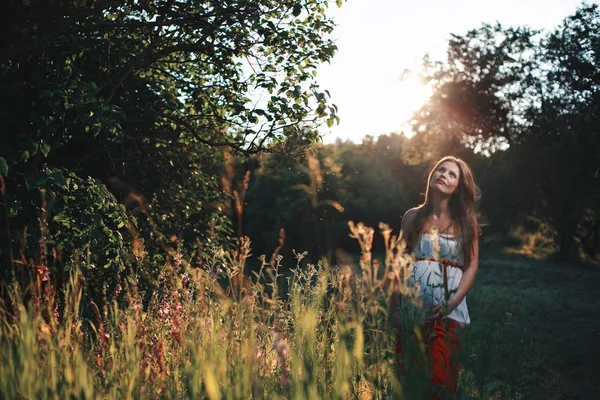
<box><xmin>318</xmin><ymin>66</ymin><xmax>434</xmax><ymax>143</ymax></box>
<box><xmin>317</xmin><ymin>0</ymin><xmax>588</xmax><ymax>144</ymax></box>
<box><xmin>395</xmin><ymin>73</ymin><xmax>433</xmax><ymax>138</ymax></box>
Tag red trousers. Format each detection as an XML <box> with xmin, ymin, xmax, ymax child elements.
<box><xmin>395</xmin><ymin>318</ymin><xmax>462</xmax><ymax>398</ymax></box>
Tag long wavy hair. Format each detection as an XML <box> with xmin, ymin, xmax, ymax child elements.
<box><xmin>406</xmin><ymin>156</ymin><xmax>482</xmax><ymax>266</ymax></box>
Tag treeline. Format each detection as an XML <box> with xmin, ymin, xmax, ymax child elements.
<box><xmin>232</xmin><ymin>132</ymin><xmax>557</xmax><ymax>265</ymax></box>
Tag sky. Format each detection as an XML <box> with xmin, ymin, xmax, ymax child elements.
<box><xmin>316</xmin><ymin>0</ymin><xmax>597</xmax><ymax>143</ymax></box>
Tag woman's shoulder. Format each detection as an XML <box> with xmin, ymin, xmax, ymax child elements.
<box><xmin>402</xmin><ymin>207</ymin><xmax>421</xmax><ymax>225</ymax></box>
<box><xmin>401</xmin><ymin>207</ymin><xmax>422</xmax><ymax>239</ymax></box>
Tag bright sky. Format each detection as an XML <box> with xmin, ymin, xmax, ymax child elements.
<box><xmin>317</xmin><ymin>0</ymin><xmax>597</xmax><ymax>143</ymax></box>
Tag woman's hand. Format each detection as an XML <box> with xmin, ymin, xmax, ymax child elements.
<box><xmin>426</xmin><ymin>298</ymin><xmax>458</xmax><ymax>321</ymax></box>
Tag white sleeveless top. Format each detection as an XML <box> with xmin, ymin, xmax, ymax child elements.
<box><xmin>407</xmin><ymin>232</ymin><xmax>470</xmax><ymax>326</ymax></box>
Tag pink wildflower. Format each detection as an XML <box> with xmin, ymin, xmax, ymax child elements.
<box><xmin>272</xmin><ymin>332</ymin><xmax>291</xmax><ymax>386</ymax></box>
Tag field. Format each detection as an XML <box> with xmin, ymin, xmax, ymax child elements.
<box><xmin>0</xmin><ymin>238</ymin><xmax>598</xmax><ymax>400</ymax></box>
<box><xmin>460</xmin><ymin>248</ymin><xmax>600</xmax><ymax>399</ymax></box>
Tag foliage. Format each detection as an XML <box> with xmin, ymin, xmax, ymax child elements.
<box><xmin>244</xmin><ymin>148</ymin><xmax>346</xmax><ymax>262</ymax></box>
<box><xmin>1</xmin><ymin>169</ymin><xmax>133</xmax><ymax>301</ymax></box>
<box><xmin>410</xmin><ymin>4</ymin><xmax>600</xmax><ymax>261</ymax></box>
<box><xmin>0</xmin><ymin>222</ymin><xmax>430</xmax><ymax>399</ymax></box>
<box><xmin>0</xmin><ymin>0</ymin><xmax>342</xmax><ymax>285</ymax></box>
<box><xmin>242</xmin><ymin>134</ymin><xmax>474</xmax><ymax>260</ymax></box>
<box><xmin>336</xmin><ymin>135</ymin><xmax>422</xmax><ymax>233</ymax></box>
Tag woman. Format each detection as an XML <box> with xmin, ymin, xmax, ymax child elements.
<box><xmin>396</xmin><ymin>155</ymin><xmax>481</xmax><ymax>398</ymax></box>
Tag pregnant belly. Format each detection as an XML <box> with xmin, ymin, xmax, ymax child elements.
<box><xmin>408</xmin><ymin>261</ymin><xmax>446</xmax><ymax>308</ymax></box>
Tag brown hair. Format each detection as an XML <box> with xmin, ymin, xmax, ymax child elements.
<box><xmin>406</xmin><ymin>156</ymin><xmax>482</xmax><ymax>265</ymax></box>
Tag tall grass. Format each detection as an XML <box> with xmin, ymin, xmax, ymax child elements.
<box><xmin>0</xmin><ymin>221</ymin><xmax>437</xmax><ymax>399</ymax></box>
<box><xmin>4</xmin><ymin>222</ymin><xmax>595</xmax><ymax>399</ymax></box>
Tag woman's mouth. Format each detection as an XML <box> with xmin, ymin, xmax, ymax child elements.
<box><xmin>436</xmin><ymin>179</ymin><xmax>445</xmax><ymax>185</ymax></box>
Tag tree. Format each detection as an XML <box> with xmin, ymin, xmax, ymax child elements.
<box><xmin>0</xmin><ymin>0</ymin><xmax>342</xmax><ymax>285</ymax></box>
<box><xmin>243</xmin><ymin>144</ymin><xmax>346</xmax><ymax>264</ymax></box>
<box><xmin>411</xmin><ymin>5</ymin><xmax>600</xmax><ymax>261</ymax></box>
<box><xmin>338</xmin><ymin>134</ymin><xmax>419</xmax><ymax>232</ymax></box>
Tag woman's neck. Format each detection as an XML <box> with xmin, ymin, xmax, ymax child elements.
<box><xmin>430</xmin><ymin>192</ymin><xmax>451</xmax><ymax>218</ymax></box>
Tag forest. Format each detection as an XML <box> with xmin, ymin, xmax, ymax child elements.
<box><xmin>1</xmin><ymin>0</ymin><xmax>599</xmax><ymax>399</ymax></box>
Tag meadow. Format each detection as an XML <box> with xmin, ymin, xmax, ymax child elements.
<box><xmin>460</xmin><ymin>247</ymin><xmax>600</xmax><ymax>399</ymax></box>
<box><xmin>0</xmin><ymin>225</ymin><xmax>598</xmax><ymax>400</ymax></box>
<box><xmin>3</xmin><ymin>2</ymin><xmax>600</xmax><ymax>399</ymax></box>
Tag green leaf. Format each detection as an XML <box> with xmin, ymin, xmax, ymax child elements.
<box><xmin>25</xmin><ymin>170</ymin><xmax>48</xmax><ymax>190</ymax></box>
<box><xmin>22</xmin><ymin>150</ymin><xmax>30</xmax><ymax>162</ymax></box>
<box><xmin>292</xmin><ymin>4</ymin><xmax>302</xmax><ymax>17</ymax></box>
<box><xmin>326</xmin><ymin>118</ymin><xmax>334</xmax><ymax>128</ymax></box>
<box><xmin>49</xmin><ymin>170</ymin><xmax>67</xmax><ymax>188</ymax></box>
<box><xmin>336</xmin><ymin>0</ymin><xmax>343</xmax><ymax>7</ymax></box>
<box><xmin>0</xmin><ymin>157</ymin><xmax>8</xmax><ymax>176</ymax></box>
<box><xmin>40</xmin><ymin>143</ymin><xmax>51</xmax><ymax>157</ymax></box>
<box><xmin>25</xmin><ymin>140</ymin><xmax>38</xmax><ymax>156</ymax></box>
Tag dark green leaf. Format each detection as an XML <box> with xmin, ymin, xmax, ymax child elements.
<box><xmin>0</xmin><ymin>157</ymin><xmax>8</xmax><ymax>176</ymax></box>
<box><xmin>25</xmin><ymin>170</ymin><xmax>48</xmax><ymax>190</ymax></box>
<box><xmin>49</xmin><ymin>170</ymin><xmax>67</xmax><ymax>188</ymax></box>
<box><xmin>40</xmin><ymin>143</ymin><xmax>51</xmax><ymax>157</ymax></box>
<box><xmin>292</xmin><ymin>4</ymin><xmax>302</xmax><ymax>17</ymax></box>
<box><xmin>25</xmin><ymin>140</ymin><xmax>38</xmax><ymax>156</ymax></box>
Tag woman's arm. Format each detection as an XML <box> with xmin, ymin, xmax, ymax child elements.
<box><xmin>400</xmin><ymin>207</ymin><xmax>418</xmax><ymax>251</ymax></box>
<box><xmin>428</xmin><ymin>233</ymin><xmax>479</xmax><ymax>320</ymax></box>
<box><xmin>390</xmin><ymin>208</ymin><xmax>418</xmax><ymax>321</ymax></box>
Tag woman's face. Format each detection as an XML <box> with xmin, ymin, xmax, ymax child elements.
<box><xmin>430</xmin><ymin>161</ymin><xmax>461</xmax><ymax>196</ymax></box>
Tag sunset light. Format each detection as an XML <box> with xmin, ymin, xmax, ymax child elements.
<box><xmin>318</xmin><ymin>0</ymin><xmax>591</xmax><ymax>143</ymax></box>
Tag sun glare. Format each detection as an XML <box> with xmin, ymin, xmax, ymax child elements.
<box><xmin>393</xmin><ymin>73</ymin><xmax>432</xmax><ymax>138</ymax></box>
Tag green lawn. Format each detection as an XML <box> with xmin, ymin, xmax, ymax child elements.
<box><xmin>460</xmin><ymin>250</ymin><xmax>600</xmax><ymax>399</ymax></box>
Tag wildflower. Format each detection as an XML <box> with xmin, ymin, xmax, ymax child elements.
<box><xmin>95</xmin><ymin>353</ymin><xmax>105</xmax><ymax>376</ymax></box>
<box><xmin>154</xmin><ymin>342</ymin><xmax>165</xmax><ymax>372</ymax></box>
<box><xmin>255</xmin><ymin>348</ymin><xmax>265</xmax><ymax>370</ymax></box>
<box><xmin>272</xmin><ymin>331</ymin><xmax>291</xmax><ymax>386</ymax></box>
<box><xmin>158</xmin><ymin>300</ymin><xmax>171</xmax><ymax>319</ymax></box>
<box><xmin>53</xmin><ymin>303</ymin><xmax>60</xmax><ymax>323</ymax></box>
<box><xmin>40</xmin><ymin>268</ymin><xmax>50</xmax><ymax>282</ymax></box>
<box><xmin>173</xmin><ymin>256</ymin><xmax>182</xmax><ymax>269</ymax></box>
<box><xmin>98</xmin><ymin>325</ymin><xmax>110</xmax><ymax>344</ymax></box>
<box><xmin>170</xmin><ymin>324</ymin><xmax>182</xmax><ymax>342</ymax></box>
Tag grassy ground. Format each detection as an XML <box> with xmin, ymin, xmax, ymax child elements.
<box><xmin>458</xmin><ymin>248</ymin><xmax>600</xmax><ymax>399</ymax></box>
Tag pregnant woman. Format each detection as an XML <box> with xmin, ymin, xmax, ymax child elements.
<box><xmin>397</xmin><ymin>155</ymin><xmax>481</xmax><ymax>398</ymax></box>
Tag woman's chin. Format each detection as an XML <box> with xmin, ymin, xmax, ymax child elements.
<box><xmin>431</xmin><ymin>185</ymin><xmax>452</xmax><ymax>197</ymax></box>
